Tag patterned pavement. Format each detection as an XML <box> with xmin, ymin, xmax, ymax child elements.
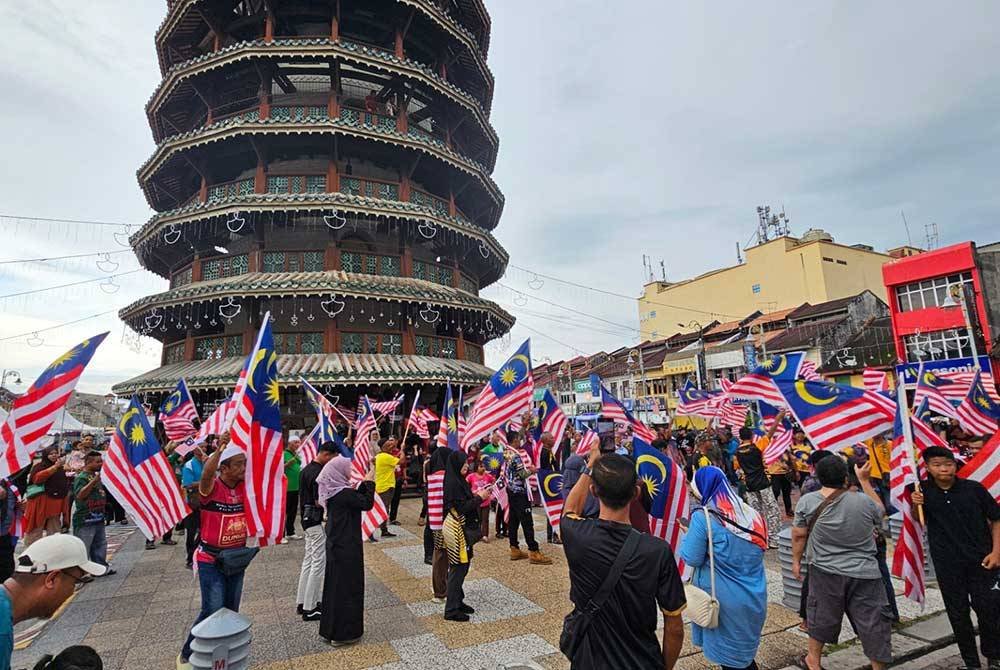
<box><xmin>10</xmin><ymin>499</ymin><xmax>949</xmax><ymax>669</ymax></box>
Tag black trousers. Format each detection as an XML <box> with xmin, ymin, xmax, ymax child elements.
<box><xmin>285</xmin><ymin>491</ymin><xmax>299</xmax><ymax>537</ymax></box>
<box><xmin>507</xmin><ymin>490</ymin><xmax>538</xmax><ymax>552</ymax></box>
<box><xmin>0</xmin><ymin>536</ymin><xmax>14</xmax><ymax>583</ymax></box>
<box><xmin>494</xmin><ymin>501</ymin><xmax>506</xmax><ymax>535</ymax></box>
<box><xmin>445</xmin><ymin>561</ymin><xmax>470</xmax><ymax>617</ymax></box>
<box><xmin>721</xmin><ymin>663</ymin><xmax>758</xmax><ymax>670</ymax></box>
<box><xmin>936</xmin><ymin>560</ymin><xmax>1000</xmax><ymax>665</ymax></box>
<box><xmin>389</xmin><ymin>481</ymin><xmax>403</xmax><ymax>521</ymax></box>
<box><xmin>423</xmin><ymin>522</ymin><xmax>435</xmax><ymax>562</ymax></box>
<box><xmin>105</xmin><ymin>494</ymin><xmax>126</xmax><ymax>524</ymax></box>
<box><xmin>184</xmin><ymin>511</ymin><xmax>200</xmax><ymax>565</ymax></box>
<box><xmin>770</xmin><ymin>473</ymin><xmax>793</xmax><ymax>515</ymax></box>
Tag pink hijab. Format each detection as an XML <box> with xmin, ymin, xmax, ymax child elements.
<box><xmin>317</xmin><ymin>455</ymin><xmax>353</xmax><ymax>505</ymax></box>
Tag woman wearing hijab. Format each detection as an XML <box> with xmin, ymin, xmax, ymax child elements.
<box><xmin>441</xmin><ymin>449</ymin><xmax>489</xmax><ymax>622</ymax></box>
<box><xmin>678</xmin><ymin>466</ymin><xmax>768</xmax><ymax>670</ymax></box>
<box><xmin>316</xmin><ymin>455</ymin><xmax>375</xmax><ymax>645</ymax></box>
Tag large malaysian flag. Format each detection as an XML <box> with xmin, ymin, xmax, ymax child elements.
<box><xmin>461</xmin><ymin>340</ymin><xmax>534</xmax><ymax>450</ymax></box>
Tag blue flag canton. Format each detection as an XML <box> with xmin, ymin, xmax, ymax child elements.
<box><xmin>971</xmin><ymin>375</ymin><xmax>1000</xmax><ymax>417</ymax></box>
<box><xmin>489</xmin><ymin>340</ymin><xmax>531</xmax><ymax>398</ymax></box>
<box><xmin>754</xmin><ymin>352</ymin><xmax>804</xmax><ymax>380</ymax></box>
<box><xmin>537</xmin><ymin>468</ymin><xmax>563</xmax><ymax>502</ymax></box>
<box><xmin>118</xmin><ymin>396</ymin><xmax>162</xmax><ymax>467</ymax></box>
<box><xmin>920</xmin><ymin>369</ymin><xmax>956</xmax><ymax>392</ymax></box>
<box><xmin>678</xmin><ymin>384</ymin><xmax>718</xmax><ymax>404</ymax></box>
<box><xmin>160</xmin><ymin>381</ymin><xmax>191</xmax><ymax>416</ymax></box>
<box><xmin>632</xmin><ymin>437</ymin><xmax>676</xmax><ymax>519</ymax></box>
<box><xmin>482</xmin><ymin>451</ymin><xmax>504</xmax><ymax>475</ymax></box>
<box><xmin>33</xmin><ymin>332</ymin><xmax>108</xmax><ymax>391</ymax></box>
<box><xmin>245</xmin><ymin>322</ymin><xmax>282</xmax><ymax>432</ymax></box>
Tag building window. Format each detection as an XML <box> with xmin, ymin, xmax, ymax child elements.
<box><xmin>266</xmin><ymin>174</ymin><xmax>328</xmax><ymax>195</ymax></box>
<box><xmin>340</xmin><ymin>251</ymin><xmax>401</xmax><ymax>277</ymax></box>
<box><xmin>207</xmin><ymin>178</ymin><xmax>253</xmax><ymax>202</ymax></box>
<box><xmin>836</xmin><ymin>260</ymin><xmax>847</xmax><ymax>265</ymax></box>
<box><xmin>339</xmin><ymin>332</ymin><xmax>403</xmax><ymax>355</ymax></box>
<box><xmin>194</xmin><ymin>335</ymin><xmax>242</xmax><ymax>360</ymax></box>
<box><xmin>163</xmin><ymin>342</ymin><xmax>185</xmax><ymax>364</ymax></box>
<box><xmin>342</xmin><ymin>333</ymin><xmax>362</xmax><ymax>354</ymax></box>
<box><xmin>171</xmin><ymin>266</ymin><xmax>193</xmax><ymax>288</ymax></box>
<box><xmin>274</xmin><ymin>332</ymin><xmax>324</xmax><ymax>354</ymax></box>
<box><xmin>751</xmin><ymin>283</ymin><xmax>761</xmax><ymax>294</ymax></box>
<box><xmin>415</xmin><ymin>335</ymin><xmax>456</xmax><ymax>358</ymax></box>
<box><xmin>414</xmin><ymin>260</ymin><xmax>454</xmax><ymax>286</ymax></box>
<box><xmin>465</xmin><ymin>344</ymin><xmax>483</xmax><ymax>364</ymax></box>
<box><xmin>202</xmin><ymin>255</ymin><xmax>249</xmax><ymax>281</ymax></box>
<box><xmin>263</xmin><ymin>251</ymin><xmax>325</xmax><ymax>273</ymax></box>
<box><xmin>822</xmin><ymin>257</ymin><xmax>835</xmax><ymax>263</ymax></box>
<box><xmin>459</xmin><ymin>274</ymin><xmax>478</xmax><ymax>295</ymax></box>
<box><xmin>896</xmin><ymin>272</ymin><xmax>973</xmax><ymax>312</ymax></box>
<box><xmin>903</xmin><ymin>328</ymin><xmax>974</xmax><ymax>362</ymax></box>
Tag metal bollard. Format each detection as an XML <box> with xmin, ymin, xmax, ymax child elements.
<box><xmin>777</xmin><ymin>526</ymin><xmax>804</xmax><ymax>610</ymax></box>
<box><xmin>188</xmin><ymin>608</ymin><xmax>253</xmax><ymax>670</ymax></box>
<box><xmin>888</xmin><ymin>512</ymin><xmax>935</xmax><ymax>581</ymax></box>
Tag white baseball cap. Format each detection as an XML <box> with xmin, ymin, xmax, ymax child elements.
<box><xmin>15</xmin><ymin>534</ymin><xmax>108</xmax><ymax>577</ymax></box>
<box><xmin>220</xmin><ymin>444</ymin><xmax>245</xmax><ymax>463</ymax></box>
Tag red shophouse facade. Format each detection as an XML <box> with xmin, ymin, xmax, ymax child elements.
<box><xmin>883</xmin><ymin>241</ymin><xmax>996</xmax><ymax>385</ymax></box>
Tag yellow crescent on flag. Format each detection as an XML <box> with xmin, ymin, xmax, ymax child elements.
<box><xmin>794</xmin><ymin>380</ymin><xmax>838</xmax><ymax>406</ymax></box>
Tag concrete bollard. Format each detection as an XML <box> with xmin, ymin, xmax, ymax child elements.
<box><xmin>188</xmin><ymin>608</ymin><xmax>252</xmax><ymax>670</ymax></box>
<box><xmin>888</xmin><ymin>512</ymin><xmax>935</xmax><ymax>581</ymax></box>
<box><xmin>777</xmin><ymin>526</ymin><xmax>804</xmax><ymax>610</ymax></box>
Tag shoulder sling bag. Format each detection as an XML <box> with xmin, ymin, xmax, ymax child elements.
<box><xmin>560</xmin><ymin>529</ymin><xmax>641</xmax><ymax>660</ymax></box>
<box><xmin>683</xmin><ymin>507</ymin><xmax>719</xmax><ymax>628</ymax></box>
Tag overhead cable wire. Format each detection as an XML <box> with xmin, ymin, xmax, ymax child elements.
<box><xmin>0</xmin><ymin>268</ymin><xmax>144</xmax><ymax>300</ymax></box>
<box><xmin>0</xmin><ymin>249</ymin><xmax>129</xmax><ymax>265</ymax></box>
<box><xmin>0</xmin><ymin>214</ymin><xmax>132</xmax><ymax>227</ymax></box>
<box><xmin>0</xmin><ymin>310</ymin><xmax>119</xmax><ymax>342</ymax></box>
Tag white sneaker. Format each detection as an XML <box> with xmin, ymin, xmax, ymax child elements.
<box><xmin>288</xmin><ymin>534</ymin><xmax>303</xmax><ymax>541</ymax></box>
<box><xmin>431</xmin><ymin>596</ymin><xmax>445</xmax><ymax>604</ymax></box>
<box><xmin>279</xmin><ymin>538</ymin><xmax>289</xmax><ymax>545</ymax></box>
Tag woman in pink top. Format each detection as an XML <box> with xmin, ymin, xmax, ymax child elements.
<box><xmin>466</xmin><ymin>461</ymin><xmax>495</xmax><ymax>543</ymax></box>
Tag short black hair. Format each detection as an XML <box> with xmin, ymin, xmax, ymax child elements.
<box><xmin>738</xmin><ymin>427</ymin><xmax>754</xmax><ymax>441</ymax></box>
<box><xmin>808</xmin><ymin>449</ymin><xmax>834</xmax><ymax>466</ymax></box>
<box><xmin>816</xmin><ymin>455</ymin><xmax>848</xmax><ymax>488</ymax></box>
<box><xmin>590</xmin><ymin>454</ymin><xmax>638</xmax><ymax>510</ymax></box>
<box><xmin>318</xmin><ymin>441</ymin><xmax>340</xmax><ymax>454</ymax></box>
<box><xmin>32</xmin><ymin>645</ymin><xmax>103</xmax><ymax>670</ymax></box>
<box><xmin>84</xmin><ymin>450</ymin><xmax>102</xmax><ymax>462</ymax></box>
<box><xmin>923</xmin><ymin>446</ymin><xmax>956</xmax><ymax>463</ymax></box>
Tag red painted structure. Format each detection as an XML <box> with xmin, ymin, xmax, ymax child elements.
<box><xmin>882</xmin><ymin>241</ymin><xmax>995</xmax><ymax>380</ymax></box>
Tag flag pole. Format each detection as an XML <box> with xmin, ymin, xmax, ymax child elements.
<box><xmin>400</xmin><ymin>389</ymin><xmax>420</xmax><ymax>445</ymax></box>
<box><xmin>897</xmin><ymin>372</ymin><xmax>924</xmax><ymax>526</ymax></box>
<box><xmin>911</xmin><ymin>361</ymin><xmax>925</xmax><ymax>414</ymax></box>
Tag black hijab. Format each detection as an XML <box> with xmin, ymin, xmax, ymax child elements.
<box><xmin>428</xmin><ymin>445</ymin><xmax>449</xmax><ymax>475</ymax></box>
<box><xmin>442</xmin><ymin>449</ymin><xmax>473</xmax><ymax>513</ymax></box>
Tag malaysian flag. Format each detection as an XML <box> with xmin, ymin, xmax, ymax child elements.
<box><xmin>799</xmin><ymin>360</ymin><xmax>821</xmax><ymax>381</ymax></box>
<box><xmin>533</xmin><ymin>389</ymin><xmax>568</xmax><ymax>461</ymax></box>
<box><xmin>462</xmin><ymin>340</ymin><xmax>534</xmax><ymax>450</ymax></box>
<box><xmin>352</xmin><ymin>397</ymin><xmax>377</xmax><ymax>481</ymax></box>
<box><xmin>913</xmin><ymin>366</ymin><xmax>959</xmax><ymax>420</ymax></box>
<box><xmin>959</xmin><ymin>431</ymin><xmax>1000</xmax><ymax>501</ymax></box>
<box><xmin>863</xmin><ymin>369</ymin><xmax>890</xmax><ymax>393</ymax></box>
<box><xmin>333</xmin><ymin>405</ymin><xmax>357</xmax><ymax>424</ymax></box>
<box><xmin>405</xmin><ymin>390</ymin><xmax>430</xmax><ymax>439</ymax></box>
<box><xmin>599</xmin><ymin>384</ymin><xmax>656</xmax><ymax>443</ymax></box>
<box><xmin>436</xmin><ymin>385</ymin><xmax>461</xmax><ymax>450</ymax></box>
<box><xmin>101</xmin><ymin>396</ymin><xmax>190</xmax><ymax>541</ymax></box>
<box><xmin>535</xmin><ymin>469</ymin><xmax>564</xmax><ymax>536</ymax></box>
<box><xmin>676</xmin><ymin>379</ymin><xmax>722</xmax><ymax>419</ymax></box>
<box><xmin>228</xmin><ymin>314</ymin><xmax>286</xmax><ymax>546</ymax></box>
<box><xmin>727</xmin><ymin>352</ymin><xmax>808</xmax><ymax>407</ymax></box>
<box><xmin>361</xmin><ymin>492</ymin><xmax>390</xmax><ymax>540</ymax></box>
<box><xmin>197</xmin><ymin>397</ymin><xmax>235</xmax><ymax>440</ymax></box>
<box><xmin>158</xmin><ymin>378</ymin><xmax>199</xmax><ymax>441</ymax></box>
<box><xmin>481</xmin><ymin>449</ymin><xmax>504</xmax><ymax>476</ymax></box>
<box><xmin>427</xmin><ymin>468</ymin><xmax>445</xmax><ymax>531</ymax></box>
<box><xmin>955</xmin><ymin>369</ymin><xmax>1000</xmax><ymax>436</ymax></box>
<box><xmin>757</xmin><ymin>402</ymin><xmax>795</xmax><ymax>465</ymax></box>
<box><xmin>575</xmin><ymin>429</ymin><xmax>599</xmax><ymax>456</ymax></box>
<box><xmin>777</xmin><ymin>379</ymin><xmax>894</xmax><ymax>452</ymax></box>
<box><xmin>491</xmin><ymin>462</ymin><xmax>510</xmax><ymax>523</ymax></box>
<box><xmin>358</xmin><ymin>395</ymin><xmax>403</xmax><ymax>417</ymax></box>
<box><xmin>299</xmin><ymin>424</ymin><xmax>320</xmax><ymax>468</ymax></box>
<box><xmin>889</xmin><ymin>381</ymin><xmax>926</xmax><ymax>606</ymax></box>
<box><xmin>935</xmin><ymin>370</ymin><xmax>1000</xmax><ymax>403</ymax></box>
<box><xmin>633</xmin><ymin>437</ymin><xmax>688</xmax><ymax>562</ymax></box>
<box><xmin>301</xmin><ymin>379</ymin><xmax>351</xmax><ymax>457</ymax></box>
<box><xmin>0</xmin><ymin>333</ymin><xmax>107</xmax><ymax>478</ymax></box>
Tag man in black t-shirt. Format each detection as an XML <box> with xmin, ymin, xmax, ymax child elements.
<box><xmin>295</xmin><ymin>441</ymin><xmax>339</xmax><ymax>620</ymax></box>
<box><xmin>912</xmin><ymin>446</ymin><xmax>1000</xmax><ymax>670</ymax></box>
<box><xmin>561</xmin><ymin>440</ymin><xmax>685</xmax><ymax>669</ymax></box>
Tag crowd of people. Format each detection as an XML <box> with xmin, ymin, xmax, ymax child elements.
<box><xmin>0</xmin><ymin>406</ymin><xmax>997</xmax><ymax>670</ymax></box>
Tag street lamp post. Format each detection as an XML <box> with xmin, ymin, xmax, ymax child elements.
<box><xmin>0</xmin><ymin>370</ymin><xmax>22</xmax><ymax>392</ymax></box>
<box><xmin>627</xmin><ymin>347</ymin><xmax>647</xmax><ymax>417</ymax></box>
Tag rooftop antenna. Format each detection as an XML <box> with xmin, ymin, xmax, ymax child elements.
<box><xmin>755</xmin><ymin>204</ymin><xmax>791</xmax><ymax>244</ymax></box>
<box><xmin>736</xmin><ymin>242</ymin><xmax>743</xmax><ymax>264</ymax></box>
<box><xmin>659</xmin><ymin>260</ymin><xmax>666</xmax><ymax>281</ymax></box>
<box><xmin>900</xmin><ymin>210</ymin><xmax>913</xmax><ymax>247</ymax></box>
<box><xmin>924</xmin><ymin>222</ymin><xmax>938</xmax><ymax>250</ymax></box>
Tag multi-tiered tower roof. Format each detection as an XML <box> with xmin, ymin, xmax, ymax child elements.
<box><xmin>114</xmin><ymin>0</ymin><xmax>510</xmax><ymax>417</ymax></box>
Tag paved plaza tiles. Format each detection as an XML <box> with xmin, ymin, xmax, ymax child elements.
<box><xmin>11</xmin><ymin>499</ymin><xmax>946</xmax><ymax>669</ymax></box>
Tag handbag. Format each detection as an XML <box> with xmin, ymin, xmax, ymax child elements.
<box><xmin>214</xmin><ymin>547</ymin><xmax>259</xmax><ymax>576</ymax></box>
<box><xmin>560</xmin><ymin>530</ymin><xmax>640</xmax><ymax>661</ymax></box>
<box><xmin>25</xmin><ymin>484</ymin><xmax>45</xmax><ymax>500</ymax></box>
<box><xmin>683</xmin><ymin>507</ymin><xmax>720</xmax><ymax>628</ymax></box>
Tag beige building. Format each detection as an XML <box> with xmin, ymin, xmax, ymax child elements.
<box><xmin>638</xmin><ymin>230</ymin><xmax>892</xmax><ymax>336</ymax></box>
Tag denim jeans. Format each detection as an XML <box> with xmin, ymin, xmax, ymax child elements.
<box><xmin>180</xmin><ymin>560</ymin><xmax>246</xmax><ymax>661</ymax></box>
<box><xmin>74</xmin><ymin>523</ymin><xmax>107</xmax><ymax>566</ymax></box>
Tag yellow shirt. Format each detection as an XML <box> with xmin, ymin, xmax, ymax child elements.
<box><xmin>374</xmin><ymin>453</ymin><xmax>400</xmax><ymax>493</ymax></box>
<box><xmin>791</xmin><ymin>443</ymin><xmax>813</xmax><ymax>473</ymax></box>
<box><xmin>866</xmin><ymin>438</ymin><xmax>891</xmax><ymax>479</ymax></box>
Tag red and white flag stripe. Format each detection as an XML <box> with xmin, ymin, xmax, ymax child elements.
<box><xmin>649</xmin><ymin>458</ymin><xmax>689</xmax><ymax>566</ymax></box>
<box><xmin>102</xmin><ymin>442</ymin><xmax>189</xmax><ymax>542</ymax></box>
<box><xmin>462</xmin><ymin>382</ymin><xmax>534</xmax><ymax>451</ymax></box>
<box><xmin>863</xmin><ymin>369</ymin><xmax>890</xmax><ymax>392</ymax></box>
<box><xmin>361</xmin><ymin>490</ymin><xmax>390</xmax><ymax>539</ymax></box>
<box><xmin>426</xmin><ymin>471</ymin><xmax>445</xmax><ymax>531</ymax></box>
<box><xmin>959</xmin><ymin>432</ymin><xmax>1000</xmax><ymax>501</ymax></box>
<box><xmin>575</xmin><ymin>429</ymin><xmax>598</xmax><ymax>456</ymax></box>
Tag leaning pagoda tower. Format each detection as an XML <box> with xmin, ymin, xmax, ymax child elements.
<box><xmin>114</xmin><ymin>0</ymin><xmax>510</xmax><ymax>424</ymax></box>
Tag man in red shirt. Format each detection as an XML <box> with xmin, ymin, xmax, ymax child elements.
<box><xmin>178</xmin><ymin>440</ymin><xmax>249</xmax><ymax>669</ymax></box>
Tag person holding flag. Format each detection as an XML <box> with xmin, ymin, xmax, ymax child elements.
<box><xmin>441</xmin><ymin>449</ymin><xmax>490</xmax><ymax>621</ymax></box>
<box><xmin>295</xmin><ymin>440</ymin><xmax>341</xmax><ymax>622</ymax></box>
<box><xmin>910</xmin><ymin>446</ymin><xmax>1000</xmax><ymax>670</ymax></box>
<box><xmin>503</xmin><ymin>432</ymin><xmax>552</xmax><ymax>565</ymax></box>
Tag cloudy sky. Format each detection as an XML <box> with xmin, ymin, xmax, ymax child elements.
<box><xmin>0</xmin><ymin>1</ymin><xmax>997</xmax><ymax>393</ymax></box>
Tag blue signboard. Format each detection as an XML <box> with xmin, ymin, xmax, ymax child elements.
<box><xmin>895</xmin><ymin>356</ymin><xmax>993</xmax><ymax>384</ymax></box>
<box><xmin>743</xmin><ymin>342</ymin><xmax>758</xmax><ymax>371</ymax></box>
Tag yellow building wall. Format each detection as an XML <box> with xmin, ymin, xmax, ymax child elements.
<box><xmin>639</xmin><ymin>237</ymin><xmax>891</xmax><ymax>336</ymax></box>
